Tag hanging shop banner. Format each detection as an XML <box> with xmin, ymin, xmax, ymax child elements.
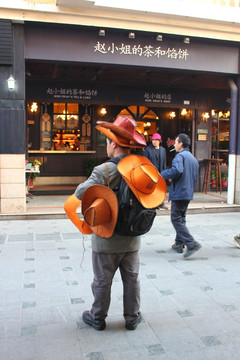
<box><xmin>26</xmin><ymin>80</ymin><xmax>196</xmax><ymax>106</ymax></box>
<box><xmin>26</xmin><ymin>81</ymin><xmax>115</xmax><ymax>102</ymax></box>
<box><xmin>118</xmin><ymin>87</ymin><xmax>195</xmax><ymax>106</ymax></box>
<box><xmin>25</xmin><ymin>24</ymin><xmax>239</xmax><ymax>74</ymax></box>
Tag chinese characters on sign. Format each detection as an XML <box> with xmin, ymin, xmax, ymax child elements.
<box><xmin>144</xmin><ymin>92</ymin><xmax>172</xmax><ymax>104</ymax></box>
<box><xmin>46</xmin><ymin>88</ymin><xmax>98</xmax><ymax>100</ymax></box>
<box><xmin>94</xmin><ymin>42</ymin><xmax>189</xmax><ymax>61</ymax></box>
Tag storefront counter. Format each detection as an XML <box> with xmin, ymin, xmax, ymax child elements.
<box><xmin>29</xmin><ymin>150</ymin><xmax>96</xmax><ymax>154</ymax></box>
<box><xmin>28</xmin><ymin>150</ymin><xmax>99</xmax><ymax>177</ymax></box>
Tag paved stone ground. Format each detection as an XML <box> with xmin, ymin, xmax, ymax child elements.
<box><xmin>0</xmin><ymin>212</ymin><xmax>240</xmax><ymax>360</ymax></box>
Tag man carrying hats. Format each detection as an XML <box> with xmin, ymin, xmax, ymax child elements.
<box><xmin>65</xmin><ymin>115</ymin><xmax>147</xmax><ymax>331</ymax></box>
<box><xmin>143</xmin><ymin>133</ymin><xmax>167</xmax><ymax>209</ymax></box>
<box><xmin>161</xmin><ymin>133</ymin><xmax>202</xmax><ymax>258</ymax></box>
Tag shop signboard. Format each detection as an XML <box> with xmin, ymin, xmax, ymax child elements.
<box><xmin>25</xmin><ymin>24</ymin><xmax>239</xmax><ymax>74</ymax></box>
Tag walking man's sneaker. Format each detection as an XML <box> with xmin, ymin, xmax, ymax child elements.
<box><xmin>82</xmin><ymin>310</ymin><xmax>106</xmax><ymax>330</ymax></box>
<box><xmin>125</xmin><ymin>312</ymin><xmax>142</xmax><ymax>330</ymax></box>
<box><xmin>183</xmin><ymin>241</ymin><xmax>202</xmax><ymax>258</ymax></box>
<box><xmin>172</xmin><ymin>243</ymin><xmax>184</xmax><ymax>253</ymax></box>
<box><xmin>233</xmin><ymin>234</ymin><xmax>240</xmax><ymax>248</ymax></box>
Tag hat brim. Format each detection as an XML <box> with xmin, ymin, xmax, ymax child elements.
<box><xmin>96</xmin><ymin>121</ymin><xmax>146</xmax><ymax>146</ymax></box>
<box><xmin>117</xmin><ymin>155</ymin><xmax>166</xmax><ymax>209</ymax></box>
<box><xmin>96</xmin><ymin>126</ymin><xmax>145</xmax><ymax>148</ymax></box>
<box><xmin>82</xmin><ymin>185</ymin><xmax>118</xmax><ymax>238</ymax></box>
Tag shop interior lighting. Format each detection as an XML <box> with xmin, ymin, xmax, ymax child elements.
<box><xmin>7</xmin><ymin>75</ymin><xmax>15</xmax><ymax>91</ymax></box>
<box><xmin>100</xmin><ymin>107</ymin><xmax>107</xmax><ymax>115</ymax></box>
<box><xmin>181</xmin><ymin>108</ymin><xmax>188</xmax><ymax>116</ymax></box>
<box><xmin>169</xmin><ymin>111</ymin><xmax>176</xmax><ymax>119</ymax></box>
<box><xmin>156</xmin><ymin>34</ymin><xmax>163</xmax><ymax>41</ymax></box>
<box><xmin>202</xmin><ymin>112</ymin><xmax>210</xmax><ymax>122</ymax></box>
<box><xmin>143</xmin><ymin>122</ymin><xmax>151</xmax><ymax>129</ymax></box>
<box><xmin>128</xmin><ymin>32</ymin><xmax>135</xmax><ymax>39</ymax></box>
<box><xmin>184</xmin><ymin>37</ymin><xmax>190</xmax><ymax>44</ymax></box>
<box><xmin>30</xmin><ymin>102</ymin><xmax>38</xmax><ymax>112</ymax></box>
<box><xmin>99</xmin><ymin>29</ymin><xmax>105</xmax><ymax>36</ymax></box>
<box><xmin>219</xmin><ymin>110</ymin><xmax>230</xmax><ymax>118</ymax></box>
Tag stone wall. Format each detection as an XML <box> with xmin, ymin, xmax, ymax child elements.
<box><xmin>0</xmin><ymin>154</ymin><xmax>26</xmax><ymax>213</ymax></box>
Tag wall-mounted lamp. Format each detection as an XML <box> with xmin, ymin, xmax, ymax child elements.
<box><xmin>156</xmin><ymin>34</ymin><xmax>163</xmax><ymax>41</ymax></box>
<box><xmin>183</xmin><ymin>37</ymin><xmax>190</xmax><ymax>44</ymax></box>
<box><xmin>202</xmin><ymin>112</ymin><xmax>210</xmax><ymax>122</ymax></box>
<box><xmin>169</xmin><ymin>111</ymin><xmax>176</xmax><ymax>119</ymax></box>
<box><xmin>7</xmin><ymin>75</ymin><xmax>15</xmax><ymax>91</ymax></box>
<box><xmin>181</xmin><ymin>108</ymin><xmax>188</xmax><ymax>116</ymax></box>
<box><xmin>99</xmin><ymin>29</ymin><xmax>105</xmax><ymax>36</ymax></box>
<box><xmin>128</xmin><ymin>32</ymin><xmax>135</xmax><ymax>39</ymax></box>
<box><xmin>100</xmin><ymin>107</ymin><xmax>107</xmax><ymax>115</ymax></box>
<box><xmin>30</xmin><ymin>102</ymin><xmax>38</xmax><ymax>113</ymax></box>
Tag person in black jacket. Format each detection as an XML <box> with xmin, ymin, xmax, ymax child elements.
<box><xmin>161</xmin><ymin>133</ymin><xmax>202</xmax><ymax>258</ymax></box>
<box><xmin>144</xmin><ymin>133</ymin><xmax>167</xmax><ymax>209</ymax></box>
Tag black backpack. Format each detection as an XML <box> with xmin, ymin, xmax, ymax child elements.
<box><xmin>107</xmin><ymin>157</ymin><xmax>156</xmax><ymax>236</ymax></box>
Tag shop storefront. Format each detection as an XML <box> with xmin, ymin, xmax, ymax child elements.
<box><xmin>1</xmin><ymin>18</ymin><xmax>239</xmax><ymax>213</ymax></box>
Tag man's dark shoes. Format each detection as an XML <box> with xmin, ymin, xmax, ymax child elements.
<box><xmin>172</xmin><ymin>243</ymin><xmax>184</xmax><ymax>253</ymax></box>
<box><xmin>125</xmin><ymin>312</ymin><xmax>142</xmax><ymax>330</ymax></box>
<box><xmin>82</xmin><ymin>310</ymin><xmax>106</xmax><ymax>330</ymax></box>
<box><xmin>183</xmin><ymin>242</ymin><xmax>202</xmax><ymax>258</ymax></box>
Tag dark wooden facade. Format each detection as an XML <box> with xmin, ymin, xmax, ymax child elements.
<box><xmin>0</xmin><ymin>21</ymin><xmax>25</xmax><ymax>155</ymax></box>
<box><xmin>1</xmin><ymin>21</ymin><xmax>238</xmax><ymax>183</ymax></box>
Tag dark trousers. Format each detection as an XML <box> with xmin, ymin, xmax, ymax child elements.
<box><xmin>171</xmin><ymin>200</ymin><xmax>195</xmax><ymax>249</ymax></box>
<box><xmin>90</xmin><ymin>250</ymin><xmax>140</xmax><ymax>321</ymax></box>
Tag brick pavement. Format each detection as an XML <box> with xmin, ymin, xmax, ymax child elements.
<box><xmin>0</xmin><ymin>212</ymin><xmax>240</xmax><ymax>360</ymax></box>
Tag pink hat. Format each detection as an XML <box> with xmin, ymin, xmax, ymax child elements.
<box><xmin>151</xmin><ymin>133</ymin><xmax>161</xmax><ymax>141</ymax></box>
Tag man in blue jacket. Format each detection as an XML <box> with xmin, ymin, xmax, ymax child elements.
<box><xmin>161</xmin><ymin>133</ymin><xmax>201</xmax><ymax>258</ymax></box>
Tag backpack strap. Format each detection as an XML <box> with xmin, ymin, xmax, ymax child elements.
<box><xmin>107</xmin><ymin>156</ymin><xmax>122</xmax><ymax>165</ymax></box>
<box><xmin>104</xmin><ymin>156</ymin><xmax>122</xmax><ymax>189</ymax></box>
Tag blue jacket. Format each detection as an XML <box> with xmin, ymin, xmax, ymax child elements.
<box><xmin>161</xmin><ymin>148</ymin><xmax>199</xmax><ymax>201</ymax></box>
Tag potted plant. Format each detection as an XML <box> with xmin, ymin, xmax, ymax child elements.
<box><xmin>28</xmin><ymin>171</ymin><xmax>39</xmax><ymax>188</ymax></box>
<box><xmin>221</xmin><ymin>171</ymin><xmax>228</xmax><ymax>188</ymax></box>
<box><xmin>32</xmin><ymin>159</ymin><xmax>42</xmax><ymax>172</ymax></box>
<box><xmin>28</xmin><ymin>160</ymin><xmax>41</xmax><ymax>188</ymax></box>
<box><xmin>211</xmin><ymin>170</ymin><xmax>217</xmax><ymax>188</ymax></box>
<box><xmin>84</xmin><ymin>159</ymin><xmax>99</xmax><ymax>177</ymax></box>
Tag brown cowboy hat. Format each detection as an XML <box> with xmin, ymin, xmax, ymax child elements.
<box><xmin>96</xmin><ymin>115</ymin><xmax>146</xmax><ymax>148</ymax></box>
<box><xmin>81</xmin><ymin>185</ymin><xmax>118</xmax><ymax>238</ymax></box>
<box><xmin>117</xmin><ymin>155</ymin><xmax>166</xmax><ymax>209</ymax></box>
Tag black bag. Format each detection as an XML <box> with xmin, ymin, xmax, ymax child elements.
<box><xmin>107</xmin><ymin>157</ymin><xmax>156</xmax><ymax>236</ymax></box>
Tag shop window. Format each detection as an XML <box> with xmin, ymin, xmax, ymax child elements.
<box><xmin>52</xmin><ymin>103</ymin><xmax>92</xmax><ymax>151</ymax></box>
<box><xmin>118</xmin><ymin>106</ymin><xmax>159</xmax><ymax>143</ymax></box>
<box><xmin>53</xmin><ymin>103</ymin><xmax>79</xmax><ymax>131</ymax></box>
<box><xmin>119</xmin><ymin>106</ymin><xmax>158</xmax><ymax>120</ymax></box>
<box><xmin>211</xmin><ymin>110</ymin><xmax>229</xmax><ymax>165</ymax></box>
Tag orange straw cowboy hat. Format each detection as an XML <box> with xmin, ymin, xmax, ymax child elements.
<box><xmin>117</xmin><ymin>155</ymin><xmax>166</xmax><ymax>209</ymax></box>
<box><xmin>64</xmin><ymin>194</ymin><xmax>93</xmax><ymax>235</ymax></box>
<box><xmin>96</xmin><ymin>115</ymin><xmax>146</xmax><ymax>148</ymax></box>
<box><xmin>82</xmin><ymin>185</ymin><xmax>118</xmax><ymax>238</ymax></box>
